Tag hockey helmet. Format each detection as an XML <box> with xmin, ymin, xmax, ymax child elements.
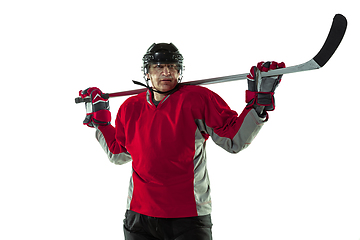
<box><xmin>142</xmin><ymin>43</ymin><xmax>184</xmax><ymax>79</ymax></box>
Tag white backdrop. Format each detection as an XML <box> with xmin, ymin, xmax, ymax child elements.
<box><xmin>1</xmin><ymin>1</ymin><xmax>359</xmax><ymax>239</ymax></box>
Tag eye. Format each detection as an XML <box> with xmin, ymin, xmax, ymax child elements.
<box><xmin>151</xmin><ymin>64</ymin><xmax>179</xmax><ymax>70</ymax></box>
<box><xmin>169</xmin><ymin>64</ymin><xmax>179</xmax><ymax>70</ymax></box>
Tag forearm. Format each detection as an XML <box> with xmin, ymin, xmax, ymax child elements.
<box><xmin>197</xmin><ymin>107</ymin><xmax>265</xmax><ymax>153</ymax></box>
<box><xmin>95</xmin><ymin>125</ymin><xmax>132</xmax><ymax>165</ymax></box>
<box><xmin>229</xmin><ymin>107</ymin><xmax>265</xmax><ymax>152</ymax></box>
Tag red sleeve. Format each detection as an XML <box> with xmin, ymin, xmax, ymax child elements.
<box><xmin>95</xmin><ymin>105</ymin><xmax>132</xmax><ymax>165</ymax></box>
<box><xmin>196</xmin><ymin>88</ymin><xmax>265</xmax><ymax>153</ymax></box>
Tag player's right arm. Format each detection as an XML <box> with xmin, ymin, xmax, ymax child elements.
<box><xmin>79</xmin><ymin>87</ymin><xmax>132</xmax><ymax>165</ymax></box>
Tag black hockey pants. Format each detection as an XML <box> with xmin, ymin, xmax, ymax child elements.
<box><xmin>123</xmin><ymin>210</ymin><xmax>213</xmax><ymax>240</ymax></box>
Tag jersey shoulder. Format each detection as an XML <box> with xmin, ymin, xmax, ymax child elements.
<box><xmin>179</xmin><ymin>84</ymin><xmax>223</xmax><ymax>102</ymax></box>
<box><xmin>179</xmin><ymin>84</ymin><xmax>215</xmax><ymax>96</ymax></box>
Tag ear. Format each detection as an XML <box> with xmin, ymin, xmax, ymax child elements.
<box><xmin>146</xmin><ymin>73</ymin><xmax>150</xmax><ymax>80</ymax></box>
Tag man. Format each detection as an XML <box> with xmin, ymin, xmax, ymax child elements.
<box><xmin>79</xmin><ymin>43</ymin><xmax>285</xmax><ymax>240</ymax></box>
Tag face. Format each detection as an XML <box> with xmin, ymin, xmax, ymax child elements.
<box><xmin>146</xmin><ymin>63</ymin><xmax>180</xmax><ymax>93</ymax></box>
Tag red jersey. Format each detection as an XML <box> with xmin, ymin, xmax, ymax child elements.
<box><xmin>95</xmin><ymin>84</ymin><xmax>265</xmax><ymax>218</ymax></box>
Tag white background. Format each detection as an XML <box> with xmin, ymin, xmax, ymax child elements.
<box><xmin>1</xmin><ymin>0</ymin><xmax>359</xmax><ymax>239</ymax></box>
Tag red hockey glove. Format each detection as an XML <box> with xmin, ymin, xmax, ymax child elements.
<box><xmin>79</xmin><ymin>87</ymin><xmax>111</xmax><ymax>128</ymax></box>
<box><xmin>246</xmin><ymin>61</ymin><xmax>286</xmax><ymax>116</ymax></box>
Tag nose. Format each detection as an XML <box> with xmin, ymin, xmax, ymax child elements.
<box><xmin>162</xmin><ymin>66</ymin><xmax>171</xmax><ymax>76</ymax></box>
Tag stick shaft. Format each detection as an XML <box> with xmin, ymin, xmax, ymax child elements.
<box><xmin>185</xmin><ymin>59</ymin><xmax>320</xmax><ymax>86</ymax></box>
<box><xmin>74</xmin><ymin>59</ymin><xmax>320</xmax><ymax>103</ymax></box>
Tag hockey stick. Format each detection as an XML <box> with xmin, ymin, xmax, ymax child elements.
<box><xmin>75</xmin><ymin>14</ymin><xmax>347</xmax><ymax>104</ymax></box>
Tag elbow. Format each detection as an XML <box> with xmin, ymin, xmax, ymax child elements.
<box><xmin>108</xmin><ymin>152</ymin><xmax>132</xmax><ymax>165</ymax></box>
<box><xmin>228</xmin><ymin>142</ymin><xmax>251</xmax><ymax>154</ymax></box>
<box><xmin>216</xmin><ymin>137</ymin><xmax>250</xmax><ymax>154</ymax></box>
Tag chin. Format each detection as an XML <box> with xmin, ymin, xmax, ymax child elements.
<box><xmin>159</xmin><ymin>84</ymin><xmax>176</xmax><ymax>92</ymax></box>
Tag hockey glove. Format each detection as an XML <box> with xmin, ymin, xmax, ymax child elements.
<box><xmin>246</xmin><ymin>61</ymin><xmax>286</xmax><ymax>117</ymax></box>
<box><xmin>79</xmin><ymin>87</ymin><xmax>111</xmax><ymax>128</ymax></box>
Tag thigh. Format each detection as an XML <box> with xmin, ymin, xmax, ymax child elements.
<box><xmin>165</xmin><ymin>214</ymin><xmax>213</xmax><ymax>240</ymax></box>
<box><xmin>123</xmin><ymin>225</ymin><xmax>158</xmax><ymax>240</ymax></box>
<box><xmin>173</xmin><ymin>227</ymin><xmax>212</xmax><ymax>240</ymax></box>
<box><xmin>123</xmin><ymin>210</ymin><xmax>158</xmax><ymax>240</ymax></box>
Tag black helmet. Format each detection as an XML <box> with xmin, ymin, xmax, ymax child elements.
<box><xmin>142</xmin><ymin>43</ymin><xmax>184</xmax><ymax>79</ymax></box>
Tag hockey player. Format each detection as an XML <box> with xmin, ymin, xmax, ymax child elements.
<box><xmin>79</xmin><ymin>43</ymin><xmax>285</xmax><ymax>240</ymax></box>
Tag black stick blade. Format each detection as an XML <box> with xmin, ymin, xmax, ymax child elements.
<box><xmin>313</xmin><ymin>14</ymin><xmax>347</xmax><ymax>67</ymax></box>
